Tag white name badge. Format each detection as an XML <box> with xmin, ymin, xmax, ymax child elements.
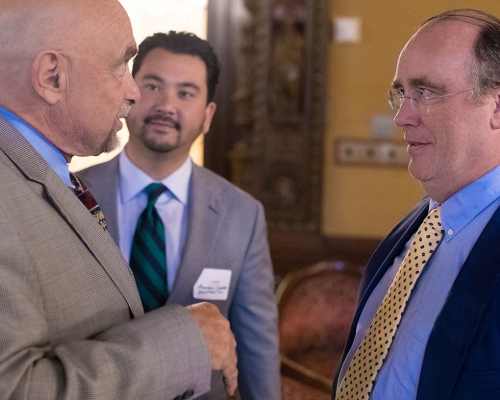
<box><xmin>193</xmin><ymin>268</ymin><xmax>232</xmax><ymax>301</ymax></box>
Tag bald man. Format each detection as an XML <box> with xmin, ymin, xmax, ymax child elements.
<box><xmin>0</xmin><ymin>1</ymin><xmax>237</xmax><ymax>399</ymax></box>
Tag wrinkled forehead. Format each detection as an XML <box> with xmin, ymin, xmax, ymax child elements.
<box><xmin>65</xmin><ymin>0</ymin><xmax>134</xmax><ymax>50</ymax></box>
<box><xmin>393</xmin><ymin>20</ymin><xmax>478</xmax><ymax>90</ymax></box>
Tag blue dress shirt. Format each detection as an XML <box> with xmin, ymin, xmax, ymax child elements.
<box><xmin>117</xmin><ymin>150</ymin><xmax>191</xmax><ymax>291</ymax></box>
<box><xmin>338</xmin><ymin>166</ymin><xmax>500</xmax><ymax>399</ymax></box>
<box><xmin>0</xmin><ymin>106</ymin><xmax>71</xmax><ymax>186</ymax></box>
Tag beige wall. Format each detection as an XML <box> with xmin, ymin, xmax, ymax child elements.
<box><xmin>323</xmin><ymin>0</ymin><xmax>500</xmax><ymax>239</ymax></box>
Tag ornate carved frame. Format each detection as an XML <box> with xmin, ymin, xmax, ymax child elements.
<box><xmin>207</xmin><ymin>0</ymin><xmax>330</xmax><ymax>233</ymax></box>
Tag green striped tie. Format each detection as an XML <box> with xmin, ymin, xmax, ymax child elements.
<box><xmin>129</xmin><ymin>183</ymin><xmax>168</xmax><ymax>312</ymax></box>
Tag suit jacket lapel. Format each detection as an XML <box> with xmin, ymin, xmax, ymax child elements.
<box><xmin>417</xmin><ymin>203</ymin><xmax>500</xmax><ymax>400</ymax></box>
<box><xmin>354</xmin><ymin>199</ymin><xmax>429</xmax><ymax>326</ymax></box>
<box><xmin>0</xmin><ymin>118</ymin><xmax>143</xmax><ymax>317</ymax></box>
<box><xmin>335</xmin><ymin>198</ymin><xmax>429</xmax><ymax>387</ymax></box>
<box><xmin>45</xmin><ymin>170</ymin><xmax>143</xmax><ymax>317</ymax></box>
<box><xmin>168</xmin><ymin>163</ymin><xmax>224</xmax><ymax>304</ymax></box>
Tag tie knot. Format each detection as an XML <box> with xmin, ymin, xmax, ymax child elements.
<box><xmin>145</xmin><ymin>183</ymin><xmax>166</xmax><ymax>206</ymax></box>
<box><xmin>425</xmin><ymin>204</ymin><xmax>444</xmax><ymax>233</ymax></box>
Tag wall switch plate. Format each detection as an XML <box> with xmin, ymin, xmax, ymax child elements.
<box><xmin>334</xmin><ymin>16</ymin><xmax>362</xmax><ymax>43</ymax></box>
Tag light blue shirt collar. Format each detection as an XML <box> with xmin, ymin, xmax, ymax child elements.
<box><xmin>118</xmin><ymin>150</ymin><xmax>191</xmax><ymax>205</ymax></box>
<box><xmin>0</xmin><ymin>106</ymin><xmax>72</xmax><ymax>186</ymax></box>
<box><xmin>430</xmin><ymin>165</ymin><xmax>500</xmax><ymax>242</ymax></box>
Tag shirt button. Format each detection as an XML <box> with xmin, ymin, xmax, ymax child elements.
<box><xmin>447</xmin><ymin>228</ymin><xmax>454</xmax><ymax>235</ymax></box>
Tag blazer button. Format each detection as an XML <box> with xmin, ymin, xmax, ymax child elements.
<box><xmin>182</xmin><ymin>389</ymin><xmax>194</xmax><ymax>399</ymax></box>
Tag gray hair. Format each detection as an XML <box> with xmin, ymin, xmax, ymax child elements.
<box><xmin>421</xmin><ymin>9</ymin><xmax>500</xmax><ymax>104</ymax></box>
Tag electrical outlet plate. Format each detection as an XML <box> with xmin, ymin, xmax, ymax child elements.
<box><xmin>335</xmin><ymin>138</ymin><xmax>409</xmax><ymax>168</ymax></box>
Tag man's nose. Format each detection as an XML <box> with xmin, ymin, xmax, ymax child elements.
<box><xmin>394</xmin><ymin>98</ymin><xmax>420</xmax><ymax>128</ymax></box>
<box><xmin>125</xmin><ymin>70</ymin><xmax>140</xmax><ymax>105</ymax></box>
<box><xmin>154</xmin><ymin>90</ymin><xmax>177</xmax><ymax>114</ymax></box>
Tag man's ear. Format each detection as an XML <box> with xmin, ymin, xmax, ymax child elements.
<box><xmin>490</xmin><ymin>89</ymin><xmax>500</xmax><ymax>129</ymax></box>
<box><xmin>32</xmin><ymin>51</ymin><xmax>66</xmax><ymax>105</ymax></box>
<box><xmin>202</xmin><ymin>102</ymin><xmax>217</xmax><ymax>134</ymax></box>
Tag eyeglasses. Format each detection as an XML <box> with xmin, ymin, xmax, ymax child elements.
<box><xmin>387</xmin><ymin>88</ymin><xmax>473</xmax><ymax>115</ymax></box>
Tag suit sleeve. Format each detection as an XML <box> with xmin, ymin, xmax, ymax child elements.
<box><xmin>0</xmin><ymin>205</ymin><xmax>211</xmax><ymax>399</ymax></box>
<box><xmin>228</xmin><ymin>201</ymin><xmax>281</xmax><ymax>400</ymax></box>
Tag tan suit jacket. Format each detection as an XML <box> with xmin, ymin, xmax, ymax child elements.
<box><xmin>0</xmin><ymin>115</ymin><xmax>211</xmax><ymax>399</ymax></box>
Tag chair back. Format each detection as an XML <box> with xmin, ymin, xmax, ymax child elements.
<box><xmin>277</xmin><ymin>261</ymin><xmax>362</xmax><ymax>395</ymax></box>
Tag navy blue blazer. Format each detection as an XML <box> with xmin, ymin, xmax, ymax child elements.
<box><xmin>333</xmin><ymin>198</ymin><xmax>500</xmax><ymax>400</ymax></box>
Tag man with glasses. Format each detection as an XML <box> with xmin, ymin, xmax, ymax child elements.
<box><xmin>334</xmin><ymin>9</ymin><xmax>500</xmax><ymax>400</ymax></box>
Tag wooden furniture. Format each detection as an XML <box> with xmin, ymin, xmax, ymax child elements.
<box><xmin>277</xmin><ymin>261</ymin><xmax>362</xmax><ymax>397</ymax></box>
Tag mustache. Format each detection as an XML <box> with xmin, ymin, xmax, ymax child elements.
<box><xmin>144</xmin><ymin>113</ymin><xmax>181</xmax><ymax>131</ymax></box>
<box><xmin>117</xmin><ymin>101</ymin><xmax>132</xmax><ymax>119</ymax></box>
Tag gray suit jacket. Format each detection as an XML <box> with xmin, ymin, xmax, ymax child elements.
<box><xmin>0</xmin><ymin>115</ymin><xmax>212</xmax><ymax>399</ymax></box>
<box><xmin>78</xmin><ymin>155</ymin><xmax>281</xmax><ymax>400</ymax></box>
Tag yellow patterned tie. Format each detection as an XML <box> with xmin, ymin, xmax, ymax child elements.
<box><xmin>336</xmin><ymin>205</ymin><xmax>444</xmax><ymax>400</ymax></box>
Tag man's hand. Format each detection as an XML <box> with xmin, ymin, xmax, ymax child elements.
<box><xmin>188</xmin><ymin>302</ymin><xmax>238</xmax><ymax>396</ymax></box>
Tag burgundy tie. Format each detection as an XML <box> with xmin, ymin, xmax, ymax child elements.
<box><xmin>70</xmin><ymin>172</ymin><xmax>107</xmax><ymax>231</ymax></box>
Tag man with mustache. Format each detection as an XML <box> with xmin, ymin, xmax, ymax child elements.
<box><xmin>0</xmin><ymin>0</ymin><xmax>239</xmax><ymax>398</ymax></box>
<box><xmin>78</xmin><ymin>31</ymin><xmax>280</xmax><ymax>400</ymax></box>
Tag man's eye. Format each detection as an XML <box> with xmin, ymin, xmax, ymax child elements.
<box><xmin>416</xmin><ymin>88</ymin><xmax>434</xmax><ymax>100</ymax></box>
<box><xmin>179</xmin><ymin>91</ymin><xmax>194</xmax><ymax>99</ymax></box>
<box><xmin>145</xmin><ymin>84</ymin><xmax>159</xmax><ymax>91</ymax></box>
<box><xmin>415</xmin><ymin>89</ymin><xmax>425</xmax><ymax>99</ymax></box>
